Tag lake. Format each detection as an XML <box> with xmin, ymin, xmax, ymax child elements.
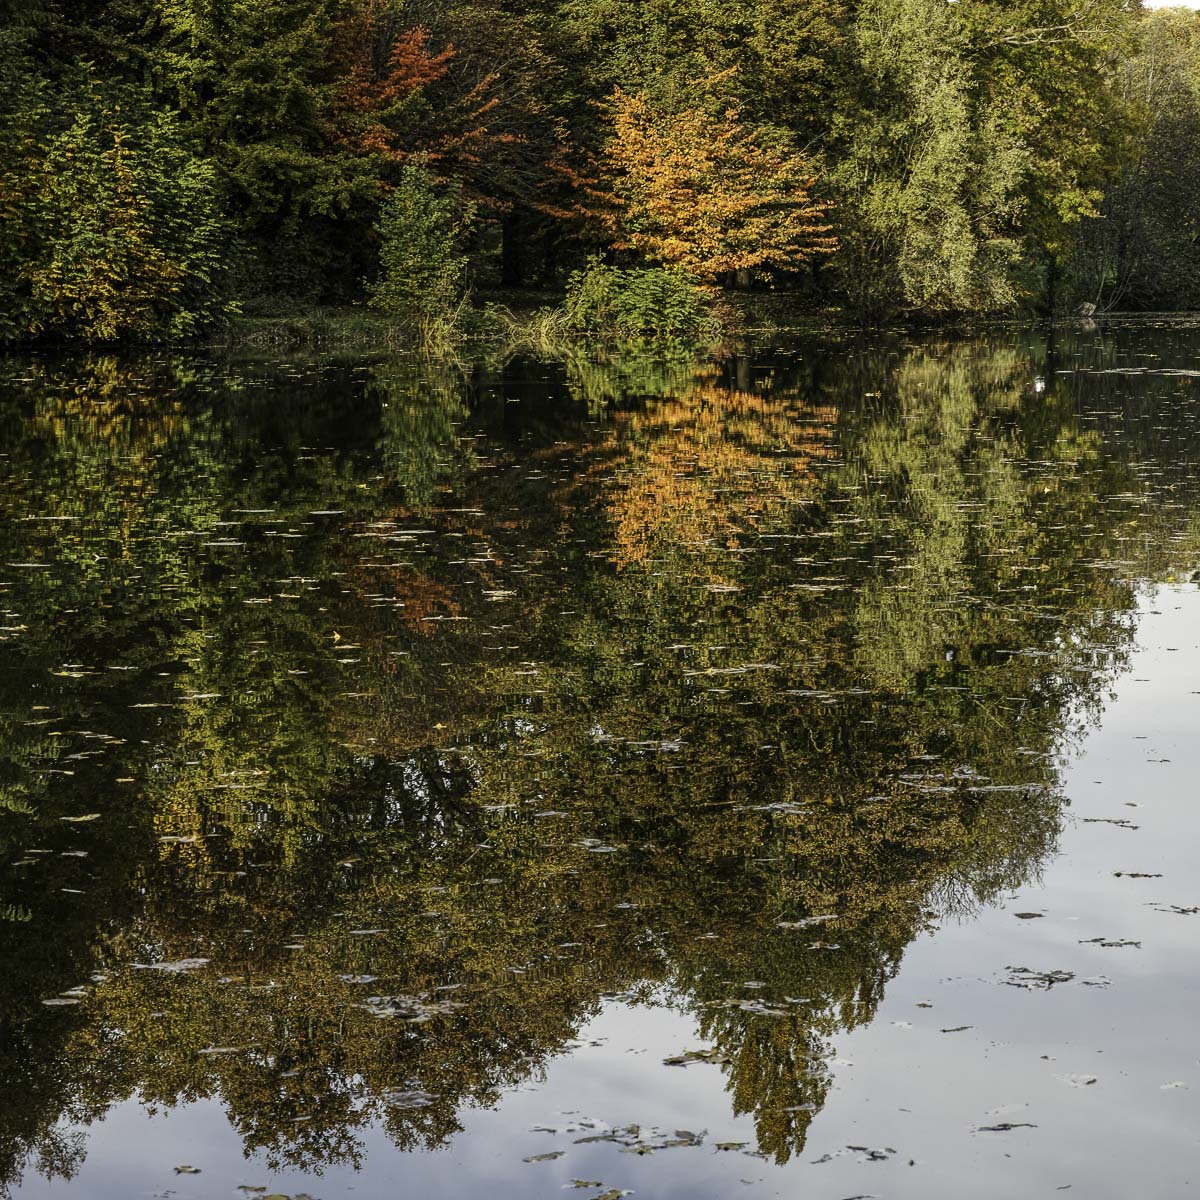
<box><xmin>1</xmin><ymin>323</ymin><xmax>1198</xmax><ymax>1199</ymax></box>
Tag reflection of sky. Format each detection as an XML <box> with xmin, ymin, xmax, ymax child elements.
<box><xmin>16</xmin><ymin>592</ymin><xmax>1200</xmax><ymax>1199</ymax></box>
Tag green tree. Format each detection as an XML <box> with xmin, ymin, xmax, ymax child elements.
<box><xmin>1068</xmin><ymin>8</ymin><xmax>1200</xmax><ymax>310</ymax></box>
<box><xmin>828</xmin><ymin>0</ymin><xmax>1136</xmax><ymax>318</ymax></box>
<box><xmin>7</xmin><ymin>81</ymin><xmax>233</xmax><ymax>342</ymax></box>
<box><xmin>368</xmin><ymin>159</ymin><xmax>473</xmax><ymax>325</ymax></box>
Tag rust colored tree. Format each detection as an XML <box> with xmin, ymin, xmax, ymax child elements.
<box><xmin>597</xmin><ymin>89</ymin><xmax>837</xmax><ymax>282</ymax></box>
<box><xmin>332</xmin><ymin>0</ymin><xmax>566</xmax><ymax>215</ymax></box>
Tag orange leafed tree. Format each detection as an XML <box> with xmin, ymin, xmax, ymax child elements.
<box><xmin>331</xmin><ymin>1</ymin><xmax>566</xmax><ymax>213</ymax></box>
<box><xmin>336</xmin><ymin>26</ymin><xmax>456</xmax><ymax>162</ymax></box>
<box><xmin>596</xmin><ymin>89</ymin><xmax>837</xmax><ymax>281</ymax></box>
<box><xmin>332</xmin><ymin>5</ymin><xmax>462</xmax><ymax>168</ymax></box>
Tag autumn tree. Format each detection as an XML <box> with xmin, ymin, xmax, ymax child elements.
<box><xmin>595</xmin><ymin>88</ymin><xmax>836</xmax><ymax>284</ymax></box>
<box><xmin>331</xmin><ymin>2</ymin><xmax>569</xmax><ymax>240</ymax></box>
<box><xmin>331</xmin><ymin>7</ymin><xmax>463</xmax><ymax>174</ymax></box>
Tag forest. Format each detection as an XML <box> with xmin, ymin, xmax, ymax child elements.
<box><xmin>3</xmin><ymin>0</ymin><xmax>1200</xmax><ymax>342</ymax></box>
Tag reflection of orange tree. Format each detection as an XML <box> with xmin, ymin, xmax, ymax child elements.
<box><xmin>587</xmin><ymin>380</ymin><xmax>837</xmax><ymax>570</ymax></box>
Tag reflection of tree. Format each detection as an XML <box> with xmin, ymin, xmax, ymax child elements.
<box><xmin>1</xmin><ymin>333</ymin><xmax>1199</xmax><ymax>1190</ymax></box>
<box><xmin>587</xmin><ymin>379</ymin><xmax>837</xmax><ymax>570</ymax></box>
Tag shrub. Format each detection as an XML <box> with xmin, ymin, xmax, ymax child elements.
<box><xmin>560</xmin><ymin>259</ymin><xmax>720</xmax><ymax>343</ymax></box>
<box><xmin>21</xmin><ymin>91</ymin><xmax>234</xmax><ymax>342</ymax></box>
<box><xmin>368</xmin><ymin>161</ymin><xmax>474</xmax><ymax>328</ymax></box>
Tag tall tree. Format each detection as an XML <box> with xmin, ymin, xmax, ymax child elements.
<box><xmin>1069</xmin><ymin>7</ymin><xmax>1200</xmax><ymax>310</ymax></box>
<box><xmin>828</xmin><ymin>0</ymin><xmax>1137</xmax><ymax>317</ymax></box>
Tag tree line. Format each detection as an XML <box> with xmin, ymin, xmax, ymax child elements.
<box><xmin>3</xmin><ymin>0</ymin><xmax>1200</xmax><ymax>341</ymax></box>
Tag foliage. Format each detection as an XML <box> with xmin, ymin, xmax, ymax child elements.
<box><xmin>596</xmin><ymin>88</ymin><xmax>836</xmax><ymax>282</ymax></box>
<box><xmin>828</xmin><ymin>0</ymin><xmax>1135</xmax><ymax>317</ymax></box>
<box><xmin>559</xmin><ymin>258</ymin><xmax>719</xmax><ymax>343</ymax></box>
<box><xmin>829</xmin><ymin>0</ymin><xmax>1032</xmax><ymax>315</ymax></box>
<box><xmin>367</xmin><ymin>159</ymin><xmax>474</xmax><ymax>327</ymax></box>
<box><xmin>4</xmin><ymin>81</ymin><xmax>234</xmax><ymax>343</ymax></box>
<box><xmin>1067</xmin><ymin>8</ymin><xmax>1200</xmax><ymax>311</ymax></box>
<box><xmin>0</xmin><ymin>0</ymin><xmax>1191</xmax><ymax>334</ymax></box>
<box><xmin>24</xmin><ymin>96</ymin><xmax>234</xmax><ymax>342</ymax></box>
<box><xmin>0</xmin><ymin>42</ymin><xmax>48</xmax><ymax>342</ymax></box>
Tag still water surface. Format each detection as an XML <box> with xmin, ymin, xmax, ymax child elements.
<box><xmin>1</xmin><ymin>326</ymin><xmax>1198</xmax><ymax>1198</ymax></box>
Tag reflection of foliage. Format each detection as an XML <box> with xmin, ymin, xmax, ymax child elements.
<box><xmin>560</xmin><ymin>345</ymin><xmax>706</xmax><ymax>412</ymax></box>
<box><xmin>588</xmin><ymin>380</ymin><xmax>837</xmax><ymax>569</ymax></box>
<box><xmin>1</xmin><ymin>332</ymin><xmax>1200</xmax><ymax>1190</ymax></box>
<box><xmin>371</xmin><ymin>357</ymin><xmax>475</xmax><ymax>506</ymax></box>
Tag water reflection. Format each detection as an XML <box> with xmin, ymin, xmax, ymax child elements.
<box><xmin>1</xmin><ymin>330</ymin><xmax>1199</xmax><ymax>1192</ymax></box>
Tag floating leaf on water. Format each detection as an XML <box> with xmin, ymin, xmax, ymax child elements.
<box><xmin>1005</xmin><ymin>967</ymin><xmax>1074</xmax><ymax>990</ymax></box>
<box><xmin>174</xmin><ymin>1164</ymin><xmax>201</xmax><ymax>1174</ymax></box>
<box><xmin>663</xmin><ymin>1048</ymin><xmax>730</xmax><ymax>1067</ymax></box>
<box><xmin>524</xmin><ymin>1151</ymin><xmax>565</xmax><ymax>1163</ymax></box>
<box><xmin>381</xmin><ymin>1088</ymin><xmax>438</xmax><ymax>1109</ymax></box>
<box><xmin>776</xmin><ymin>914</ymin><xmax>838</xmax><ymax>930</ymax></box>
<box><xmin>133</xmin><ymin>958</ymin><xmax>210</xmax><ymax>974</ymax></box>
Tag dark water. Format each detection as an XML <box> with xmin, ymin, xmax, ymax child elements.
<box><xmin>1</xmin><ymin>326</ymin><xmax>1199</xmax><ymax>1200</ymax></box>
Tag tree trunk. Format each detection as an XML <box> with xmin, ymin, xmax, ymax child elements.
<box><xmin>501</xmin><ymin>210</ymin><xmax>525</xmax><ymax>288</ymax></box>
<box><xmin>1044</xmin><ymin>254</ymin><xmax>1060</xmax><ymax>317</ymax></box>
<box><xmin>735</xmin><ymin>356</ymin><xmax>752</xmax><ymax>392</ymax></box>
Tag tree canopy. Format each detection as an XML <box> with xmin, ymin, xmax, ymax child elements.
<box><xmin>4</xmin><ymin>0</ymin><xmax>1200</xmax><ymax>336</ymax></box>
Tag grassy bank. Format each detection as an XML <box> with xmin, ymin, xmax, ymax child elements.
<box><xmin>218</xmin><ymin>291</ymin><xmax>845</xmax><ymax>353</ymax></box>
